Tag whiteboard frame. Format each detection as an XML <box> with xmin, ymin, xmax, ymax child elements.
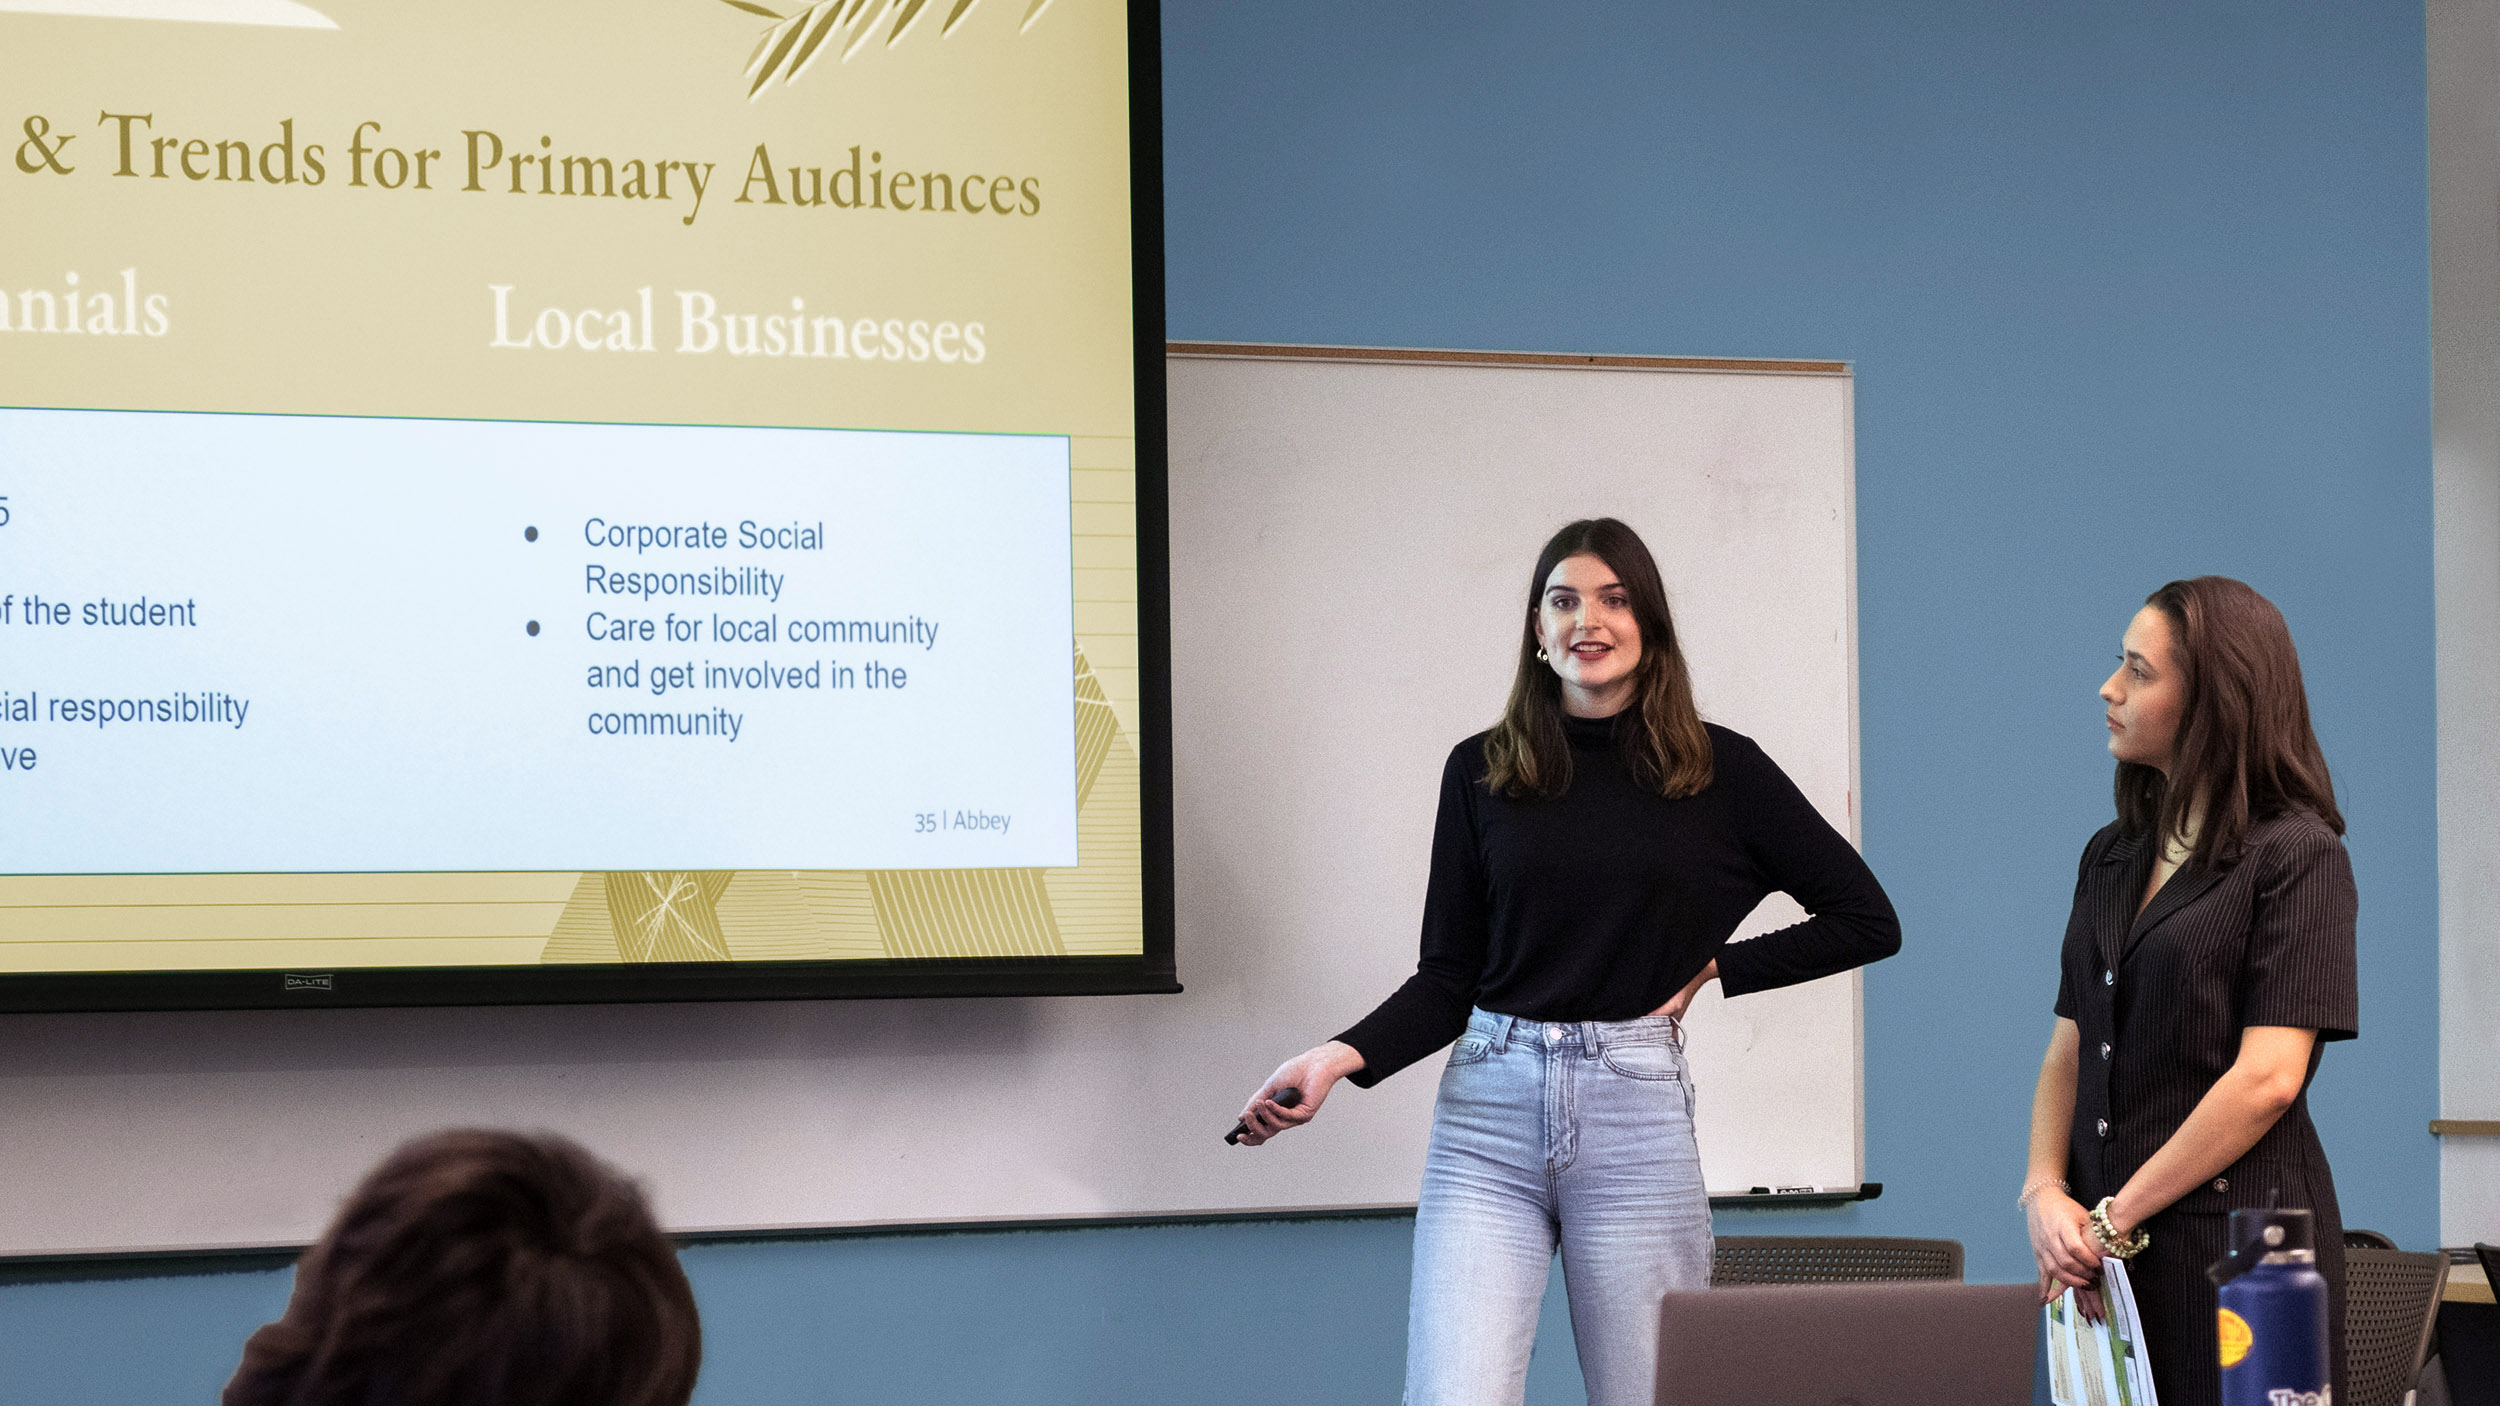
<box><xmin>1164</xmin><ymin>342</ymin><xmax>1867</xmax><ymax>1200</ymax></box>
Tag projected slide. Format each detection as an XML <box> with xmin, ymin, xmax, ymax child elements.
<box><xmin>0</xmin><ymin>411</ymin><xmax>1077</xmax><ymax>873</ymax></box>
<box><xmin>0</xmin><ymin>0</ymin><xmax>1149</xmax><ymax>993</ymax></box>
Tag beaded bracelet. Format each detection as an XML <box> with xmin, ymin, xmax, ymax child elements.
<box><xmin>2015</xmin><ymin>1177</ymin><xmax>2069</xmax><ymax>1210</ymax></box>
<box><xmin>2089</xmin><ymin>1197</ymin><xmax>2150</xmax><ymax>1259</ymax></box>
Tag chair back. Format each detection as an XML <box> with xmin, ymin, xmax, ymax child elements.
<box><xmin>2344</xmin><ymin>1227</ymin><xmax>2398</xmax><ymax>1249</ymax></box>
<box><xmin>2343</xmin><ymin>1247</ymin><xmax>2448</xmax><ymax>1406</ymax></box>
<box><xmin>1709</xmin><ymin>1236</ymin><xmax>1962</xmax><ymax>1286</ymax></box>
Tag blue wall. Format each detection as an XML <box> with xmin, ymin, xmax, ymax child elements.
<box><xmin>0</xmin><ymin>2</ymin><xmax>2435</xmax><ymax>1402</ymax></box>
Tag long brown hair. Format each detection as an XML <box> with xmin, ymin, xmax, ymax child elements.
<box><xmin>224</xmin><ymin>1129</ymin><xmax>701</xmax><ymax>1406</ymax></box>
<box><xmin>1482</xmin><ymin>517</ymin><xmax>1712</xmax><ymax>799</ymax></box>
<box><xmin>2117</xmin><ymin>576</ymin><xmax>2343</xmax><ymax>868</ymax></box>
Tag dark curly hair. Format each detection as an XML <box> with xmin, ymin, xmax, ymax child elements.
<box><xmin>223</xmin><ymin>1129</ymin><xmax>701</xmax><ymax>1406</ymax></box>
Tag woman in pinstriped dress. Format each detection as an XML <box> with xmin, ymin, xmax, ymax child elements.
<box><xmin>2021</xmin><ymin>576</ymin><xmax>2358</xmax><ymax>1406</ymax></box>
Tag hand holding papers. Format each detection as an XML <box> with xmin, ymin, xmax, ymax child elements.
<box><xmin>2045</xmin><ymin>1259</ymin><xmax>2158</xmax><ymax>1406</ymax></box>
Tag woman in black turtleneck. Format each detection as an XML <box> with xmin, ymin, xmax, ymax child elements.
<box><xmin>1232</xmin><ymin>517</ymin><xmax>1900</xmax><ymax>1406</ymax></box>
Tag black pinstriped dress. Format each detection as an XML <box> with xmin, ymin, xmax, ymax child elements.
<box><xmin>2055</xmin><ymin>811</ymin><xmax>2359</xmax><ymax>1406</ymax></box>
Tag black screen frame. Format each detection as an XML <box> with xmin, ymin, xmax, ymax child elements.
<box><xmin>0</xmin><ymin>0</ymin><xmax>1176</xmax><ymax>1015</ymax></box>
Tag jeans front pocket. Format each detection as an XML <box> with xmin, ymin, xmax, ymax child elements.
<box><xmin>1598</xmin><ymin>1038</ymin><xmax>1684</xmax><ymax>1082</ymax></box>
<box><xmin>1445</xmin><ymin>1035</ymin><xmax>1492</xmax><ymax>1068</ymax></box>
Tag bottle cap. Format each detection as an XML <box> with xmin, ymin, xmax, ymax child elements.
<box><xmin>2207</xmin><ymin>1208</ymin><xmax>2313</xmax><ymax>1285</ymax></box>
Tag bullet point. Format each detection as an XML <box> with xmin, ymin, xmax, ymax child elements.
<box><xmin>526</xmin><ymin>621</ymin><xmax>540</xmax><ymax>636</ymax></box>
<box><xmin>524</xmin><ymin>526</ymin><xmax>539</xmax><ymax>542</ymax></box>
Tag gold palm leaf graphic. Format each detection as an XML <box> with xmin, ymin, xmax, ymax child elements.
<box><xmin>602</xmin><ymin>870</ymin><xmax>735</xmax><ymax>962</ymax></box>
<box><xmin>1072</xmin><ymin>641</ymin><xmax>1119</xmax><ymax>808</ymax></box>
<box><xmin>713</xmin><ymin>0</ymin><xmax>1048</xmax><ymax>101</ymax></box>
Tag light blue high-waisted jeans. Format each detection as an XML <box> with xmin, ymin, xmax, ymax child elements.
<box><xmin>1406</xmin><ymin>1007</ymin><xmax>1713</xmax><ymax>1406</ymax></box>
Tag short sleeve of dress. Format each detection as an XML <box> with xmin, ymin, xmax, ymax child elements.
<box><xmin>2240</xmin><ymin>819</ymin><xmax>2360</xmax><ymax>1042</ymax></box>
<box><xmin>2051</xmin><ymin>829</ymin><xmax>2101</xmax><ymax>1021</ymax></box>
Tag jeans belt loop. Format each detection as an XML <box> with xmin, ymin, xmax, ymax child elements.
<box><xmin>1579</xmin><ymin>1020</ymin><xmax>1600</xmax><ymax>1058</ymax></box>
<box><xmin>1489</xmin><ymin>1013</ymin><xmax>1513</xmax><ymax>1054</ymax></box>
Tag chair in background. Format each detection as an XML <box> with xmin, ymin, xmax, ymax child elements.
<box><xmin>2342</xmin><ymin>1241</ymin><xmax>2448</xmax><ymax>1406</ymax></box>
<box><xmin>2445</xmin><ymin>1244</ymin><xmax>2500</xmax><ymax>1406</ymax></box>
<box><xmin>2347</xmin><ymin>1228</ymin><xmax>2400</xmax><ymax>1250</ymax></box>
<box><xmin>1709</xmin><ymin>1237</ymin><xmax>1962</xmax><ymax>1286</ymax></box>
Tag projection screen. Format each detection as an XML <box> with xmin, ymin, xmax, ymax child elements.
<box><xmin>0</xmin><ymin>0</ymin><xmax>1173</xmax><ymax>1010</ymax></box>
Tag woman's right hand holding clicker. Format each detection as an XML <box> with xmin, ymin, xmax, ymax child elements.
<box><xmin>1234</xmin><ymin>1041</ymin><xmax>1365</xmax><ymax>1146</ymax></box>
<box><xmin>2026</xmin><ymin>1188</ymin><xmax>2103</xmax><ymax>1298</ymax></box>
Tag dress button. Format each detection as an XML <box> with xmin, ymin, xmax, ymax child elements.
<box><xmin>2101</xmin><ymin>1042</ymin><xmax>2112</xmax><ymax>1060</ymax></box>
<box><xmin>2097</xmin><ymin>1118</ymin><xmax>2109</xmax><ymax>1137</ymax></box>
<box><xmin>2213</xmin><ymin>1177</ymin><xmax>2228</xmax><ymax>1193</ymax></box>
<box><xmin>2103</xmin><ymin>970</ymin><xmax>2115</xmax><ymax>986</ymax></box>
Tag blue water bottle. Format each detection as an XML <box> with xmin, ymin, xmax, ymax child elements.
<box><xmin>2208</xmin><ymin>1207</ymin><xmax>2330</xmax><ymax>1406</ymax></box>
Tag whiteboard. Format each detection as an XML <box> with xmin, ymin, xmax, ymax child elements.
<box><xmin>0</xmin><ymin>346</ymin><xmax>1862</xmax><ymax>1256</ymax></box>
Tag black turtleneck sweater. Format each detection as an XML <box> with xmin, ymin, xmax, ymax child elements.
<box><xmin>1335</xmin><ymin>714</ymin><xmax>1901</xmax><ymax>1087</ymax></box>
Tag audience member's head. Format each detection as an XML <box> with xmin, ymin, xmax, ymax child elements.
<box><xmin>223</xmin><ymin>1129</ymin><xmax>700</xmax><ymax>1406</ymax></box>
